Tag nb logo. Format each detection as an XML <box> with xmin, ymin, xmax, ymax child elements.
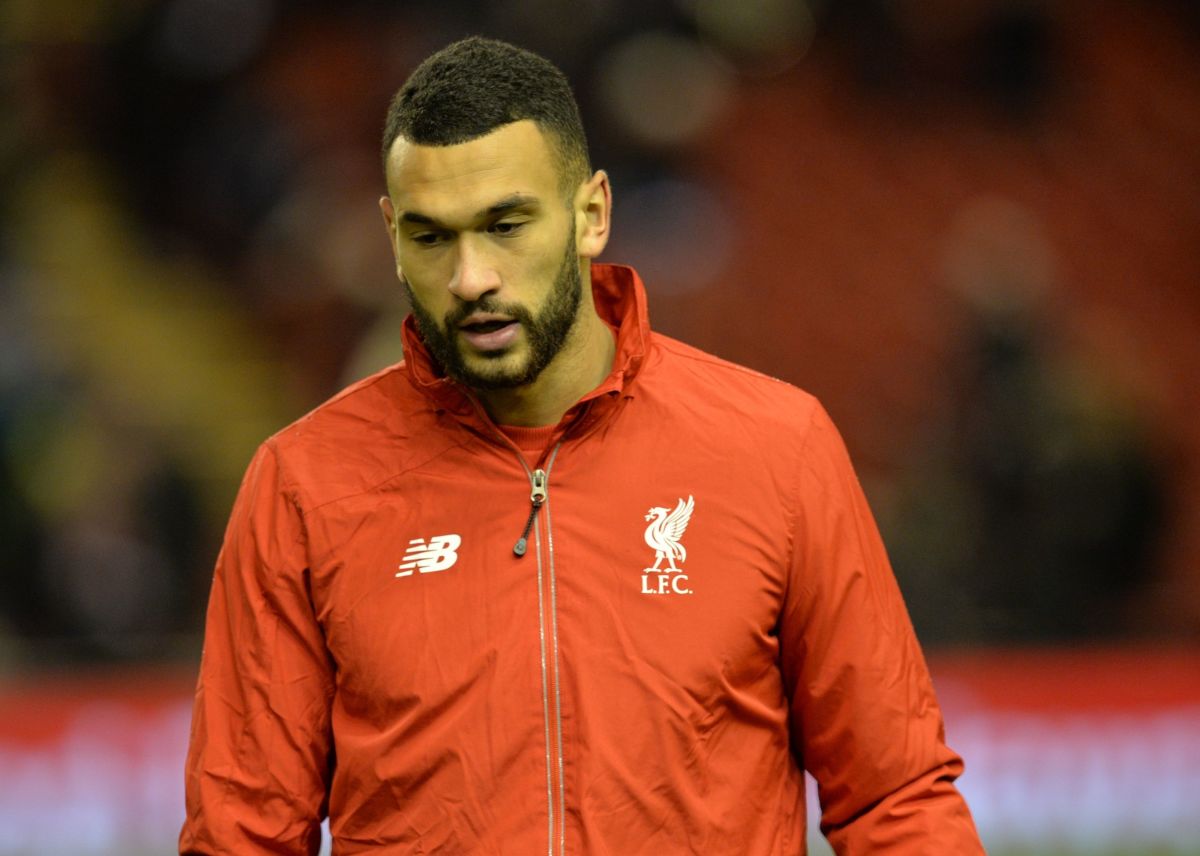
<box><xmin>396</xmin><ymin>534</ymin><xmax>461</xmax><ymax>577</ymax></box>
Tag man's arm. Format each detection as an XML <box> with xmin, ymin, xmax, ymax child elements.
<box><xmin>180</xmin><ymin>442</ymin><xmax>335</xmax><ymax>855</ymax></box>
<box><xmin>779</xmin><ymin>403</ymin><xmax>984</xmax><ymax>854</ymax></box>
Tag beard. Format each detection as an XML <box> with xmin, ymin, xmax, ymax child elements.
<box><xmin>404</xmin><ymin>227</ymin><xmax>584</xmax><ymax>391</ymax></box>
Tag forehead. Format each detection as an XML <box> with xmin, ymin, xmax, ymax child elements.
<box><xmin>384</xmin><ymin>120</ymin><xmax>562</xmax><ymax>219</ymax></box>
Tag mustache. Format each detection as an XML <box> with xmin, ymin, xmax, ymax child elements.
<box><xmin>399</xmin><ymin>275</ymin><xmax>534</xmax><ymax>330</ymax></box>
<box><xmin>444</xmin><ymin>297</ymin><xmax>534</xmax><ymax>328</ymax></box>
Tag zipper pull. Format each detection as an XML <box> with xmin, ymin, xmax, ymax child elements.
<box><xmin>513</xmin><ymin>469</ymin><xmax>548</xmax><ymax>557</ymax></box>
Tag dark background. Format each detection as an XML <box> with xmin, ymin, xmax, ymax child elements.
<box><xmin>2</xmin><ymin>0</ymin><xmax>1197</xmax><ymax>665</ymax></box>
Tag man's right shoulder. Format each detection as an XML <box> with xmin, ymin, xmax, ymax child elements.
<box><xmin>253</xmin><ymin>362</ymin><xmax>453</xmax><ymax>508</ymax></box>
<box><xmin>276</xmin><ymin>362</ymin><xmax>411</xmax><ymax>440</ymax></box>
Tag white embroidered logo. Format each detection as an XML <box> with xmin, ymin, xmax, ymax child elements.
<box><xmin>641</xmin><ymin>496</ymin><xmax>695</xmax><ymax>595</ymax></box>
<box><xmin>396</xmin><ymin>534</ymin><xmax>461</xmax><ymax>577</ymax></box>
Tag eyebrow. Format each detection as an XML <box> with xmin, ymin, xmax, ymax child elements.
<box><xmin>399</xmin><ymin>194</ymin><xmax>541</xmax><ymax>228</ymax></box>
<box><xmin>483</xmin><ymin>194</ymin><xmax>540</xmax><ymax>217</ymax></box>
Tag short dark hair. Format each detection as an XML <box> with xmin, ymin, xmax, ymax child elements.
<box><xmin>381</xmin><ymin>37</ymin><xmax>591</xmax><ymax>193</ymax></box>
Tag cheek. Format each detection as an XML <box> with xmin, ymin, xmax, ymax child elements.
<box><xmin>512</xmin><ymin>252</ymin><xmax>558</xmax><ymax>289</ymax></box>
<box><xmin>520</xmin><ymin>228</ymin><xmax>574</xmax><ymax>282</ymax></box>
<box><xmin>399</xmin><ymin>252</ymin><xmax>448</xmax><ymax>294</ymax></box>
<box><xmin>399</xmin><ymin>271</ymin><xmax>449</xmax><ymax>317</ymax></box>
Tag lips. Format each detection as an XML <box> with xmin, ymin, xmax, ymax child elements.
<box><xmin>458</xmin><ymin>313</ymin><xmax>520</xmax><ymax>352</ymax></box>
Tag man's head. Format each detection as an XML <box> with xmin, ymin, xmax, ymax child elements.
<box><xmin>379</xmin><ymin>38</ymin><xmax>611</xmax><ymax>398</ymax></box>
<box><xmin>381</xmin><ymin>36</ymin><xmax>591</xmax><ymax>199</ymax></box>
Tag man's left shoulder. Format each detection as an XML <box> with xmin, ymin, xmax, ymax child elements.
<box><xmin>647</xmin><ymin>332</ymin><xmax>819</xmax><ymax>424</ymax></box>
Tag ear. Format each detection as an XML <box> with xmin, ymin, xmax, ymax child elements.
<box><xmin>379</xmin><ymin>195</ymin><xmax>403</xmax><ymax>274</ymax></box>
<box><xmin>574</xmin><ymin>170</ymin><xmax>611</xmax><ymax>260</ymax></box>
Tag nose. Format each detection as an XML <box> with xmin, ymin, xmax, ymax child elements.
<box><xmin>447</xmin><ymin>235</ymin><xmax>501</xmax><ymax>303</ymax></box>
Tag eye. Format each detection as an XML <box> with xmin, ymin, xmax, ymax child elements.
<box><xmin>410</xmin><ymin>231</ymin><xmax>448</xmax><ymax>247</ymax></box>
<box><xmin>489</xmin><ymin>219</ymin><xmax>526</xmax><ymax>237</ymax></box>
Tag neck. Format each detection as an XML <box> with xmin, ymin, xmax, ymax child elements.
<box><xmin>476</xmin><ymin>304</ymin><xmax>615</xmax><ymax>428</ymax></box>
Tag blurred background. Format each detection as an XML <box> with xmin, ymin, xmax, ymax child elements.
<box><xmin>1</xmin><ymin>0</ymin><xmax>1198</xmax><ymax>853</ymax></box>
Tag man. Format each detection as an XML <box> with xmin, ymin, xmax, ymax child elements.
<box><xmin>181</xmin><ymin>36</ymin><xmax>983</xmax><ymax>855</ymax></box>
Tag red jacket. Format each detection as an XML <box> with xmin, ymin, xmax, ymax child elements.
<box><xmin>181</xmin><ymin>264</ymin><xmax>982</xmax><ymax>854</ymax></box>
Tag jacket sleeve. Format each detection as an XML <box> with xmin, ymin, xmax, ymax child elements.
<box><xmin>778</xmin><ymin>403</ymin><xmax>984</xmax><ymax>854</ymax></box>
<box><xmin>180</xmin><ymin>441</ymin><xmax>335</xmax><ymax>855</ymax></box>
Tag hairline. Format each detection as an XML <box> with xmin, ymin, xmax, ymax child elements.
<box><xmin>384</xmin><ymin>120</ymin><xmax>589</xmax><ymax>202</ymax></box>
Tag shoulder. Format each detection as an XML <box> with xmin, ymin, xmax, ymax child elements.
<box><xmin>272</xmin><ymin>363</ymin><xmax>411</xmax><ymax>447</ymax></box>
<box><xmin>259</xmin><ymin>363</ymin><xmax>453</xmax><ymax>508</ymax></box>
<box><xmin>643</xmin><ymin>333</ymin><xmax>822</xmax><ymax>434</ymax></box>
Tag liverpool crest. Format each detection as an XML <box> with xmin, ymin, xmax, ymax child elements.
<box><xmin>641</xmin><ymin>495</ymin><xmax>695</xmax><ymax>595</ymax></box>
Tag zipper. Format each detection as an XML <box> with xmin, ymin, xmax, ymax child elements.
<box><xmin>515</xmin><ymin>447</ymin><xmax>565</xmax><ymax>855</ymax></box>
<box><xmin>544</xmin><ymin>474</ymin><xmax>566</xmax><ymax>856</ymax></box>
<box><xmin>455</xmin><ymin>389</ymin><xmax>568</xmax><ymax>852</ymax></box>
<box><xmin>513</xmin><ymin>469</ymin><xmax>547</xmax><ymax>556</ymax></box>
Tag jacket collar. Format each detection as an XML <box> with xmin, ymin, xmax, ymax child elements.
<box><xmin>400</xmin><ymin>263</ymin><xmax>651</xmax><ymax>429</ymax></box>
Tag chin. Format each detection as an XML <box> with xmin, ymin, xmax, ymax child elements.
<box><xmin>459</xmin><ymin>353</ymin><xmax>536</xmax><ymax>390</ymax></box>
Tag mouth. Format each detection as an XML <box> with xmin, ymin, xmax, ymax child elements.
<box><xmin>458</xmin><ymin>314</ymin><xmax>520</xmax><ymax>352</ymax></box>
<box><xmin>461</xmin><ymin>318</ymin><xmax>513</xmax><ymax>333</ymax></box>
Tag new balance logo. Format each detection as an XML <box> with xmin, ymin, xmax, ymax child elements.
<box><xmin>396</xmin><ymin>534</ymin><xmax>461</xmax><ymax>577</ymax></box>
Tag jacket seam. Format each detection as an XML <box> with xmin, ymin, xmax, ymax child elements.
<box><xmin>288</xmin><ymin>364</ymin><xmax>406</xmax><ymax>426</ymax></box>
<box><xmin>268</xmin><ymin>431</ymin><xmax>476</xmax><ymax>510</ymax></box>
<box><xmin>651</xmin><ymin>335</ymin><xmax>792</xmax><ymax>386</ymax></box>
<box><xmin>779</xmin><ymin>401</ymin><xmax>822</xmax><ymax>636</ymax></box>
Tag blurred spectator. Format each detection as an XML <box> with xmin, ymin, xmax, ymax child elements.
<box><xmin>884</xmin><ymin>197</ymin><xmax>1169</xmax><ymax>644</ymax></box>
<box><xmin>827</xmin><ymin>0</ymin><xmax>1057</xmax><ymax>120</ymax></box>
<box><xmin>0</xmin><ymin>154</ymin><xmax>297</xmax><ymax>660</ymax></box>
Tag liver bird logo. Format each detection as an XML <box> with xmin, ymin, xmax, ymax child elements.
<box><xmin>643</xmin><ymin>495</ymin><xmax>695</xmax><ymax>572</ymax></box>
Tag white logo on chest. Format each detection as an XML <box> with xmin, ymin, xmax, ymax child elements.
<box><xmin>396</xmin><ymin>534</ymin><xmax>461</xmax><ymax>577</ymax></box>
<box><xmin>641</xmin><ymin>496</ymin><xmax>694</xmax><ymax>595</ymax></box>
